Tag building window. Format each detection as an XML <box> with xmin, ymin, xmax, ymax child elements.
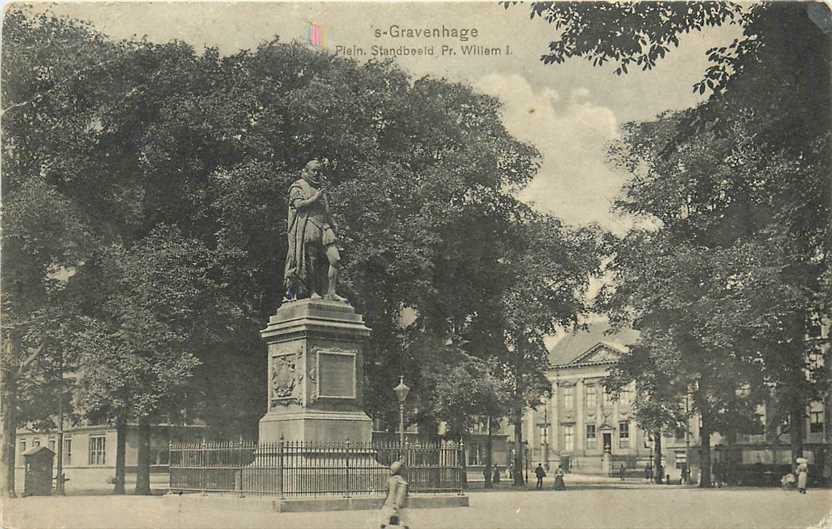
<box><xmin>602</xmin><ymin>387</ymin><xmax>612</xmax><ymax>408</ymax></box>
<box><xmin>467</xmin><ymin>442</ymin><xmax>481</xmax><ymax>466</ymax></box>
<box><xmin>32</xmin><ymin>438</ymin><xmax>40</xmax><ymax>448</ymax></box>
<box><xmin>586</xmin><ymin>424</ymin><xmax>596</xmax><ymax>449</ymax></box>
<box><xmin>810</xmin><ymin>401</ymin><xmax>824</xmax><ymax>434</ymax></box>
<box><xmin>538</xmin><ymin>424</ymin><xmax>549</xmax><ymax>445</ymax></box>
<box><xmin>620</xmin><ymin>386</ymin><xmax>632</xmax><ymax>405</ymax></box>
<box><xmin>585</xmin><ymin>385</ymin><xmax>597</xmax><ymax>409</ymax></box>
<box><xmin>63</xmin><ymin>437</ymin><xmax>72</xmax><ymax>466</ymax></box>
<box><xmin>563</xmin><ymin>387</ymin><xmax>574</xmax><ymax>410</ymax></box>
<box><xmin>563</xmin><ymin>425</ymin><xmax>575</xmax><ymax>451</ymax></box>
<box><xmin>619</xmin><ymin>421</ymin><xmax>630</xmax><ymax>448</ymax></box>
<box><xmin>89</xmin><ymin>435</ymin><xmax>106</xmax><ymax>465</ymax></box>
<box><xmin>48</xmin><ymin>438</ymin><xmax>56</xmax><ymax>452</ymax></box>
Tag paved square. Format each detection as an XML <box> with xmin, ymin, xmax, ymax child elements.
<box><xmin>2</xmin><ymin>487</ymin><xmax>831</xmax><ymax>529</ymax></box>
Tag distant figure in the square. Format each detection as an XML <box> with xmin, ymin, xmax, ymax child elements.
<box><xmin>644</xmin><ymin>463</ymin><xmax>652</xmax><ymax>483</ymax></box>
<box><xmin>781</xmin><ymin>472</ymin><xmax>797</xmax><ymax>490</ymax></box>
<box><xmin>284</xmin><ymin>159</ymin><xmax>347</xmax><ymax>302</ymax></box>
<box><xmin>712</xmin><ymin>461</ymin><xmax>723</xmax><ymax>488</ymax></box>
<box><xmin>380</xmin><ymin>461</ymin><xmax>410</xmax><ymax>528</ymax></box>
<box><xmin>796</xmin><ymin>457</ymin><xmax>809</xmax><ymax>494</ymax></box>
<box><xmin>535</xmin><ymin>463</ymin><xmax>546</xmax><ymax>489</ymax></box>
<box><xmin>553</xmin><ymin>466</ymin><xmax>566</xmax><ymax>490</ymax></box>
<box><xmin>493</xmin><ymin>466</ymin><xmax>501</xmax><ymax>484</ymax></box>
<box><xmin>618</xmin><ymin>464</ymin><xmax>626</xmax><ymax>481</ymax></box>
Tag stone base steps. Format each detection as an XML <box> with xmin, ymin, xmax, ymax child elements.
<box><xmin>163</xmin><ymin>492</ymin><xmax>469</xmax><ymax>513</ymax></box>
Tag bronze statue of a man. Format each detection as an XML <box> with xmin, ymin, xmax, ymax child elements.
<box><xmin>283</xmin><ymin>159</ymin><xmax>346</xmax><ymax>302</ymax></box>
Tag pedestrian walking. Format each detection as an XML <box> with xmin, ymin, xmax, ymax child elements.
<box><xmin>535</xmin><ymin>463</ymin><xmax>546</xmax><ymax>489</ymax></box>
<box><xmin>796</xmin><ymin>457</ymin><xmax>809</xmax><ymax>494</ymax></box>
<box><xmin>618</xmin><ymin>464</ymin><xmax>626</xmax><ymax>481</ymax></box>
<box><xmin>380</xmin><ymin>461</ymin><xmax>410</xmax><ymax>529</ymax></box>
<box><xmin>644</xmin><ymin>463</ymin><xmax>652</xmax><ymax>483</ymax></box>
<box><xmin>493</xmin><ymin>466</ymin><xmax>501</xmax><ymax>484</ymax></box>
<box><xmin>553</xmin><ymin>466</ymin><xmax>566</xmax><ymax>490</ymax></box>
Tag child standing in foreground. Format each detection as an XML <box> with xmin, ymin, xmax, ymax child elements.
<box><xmin>380</xmin><ymin>461</ymin><xmax>410</xmax><ymax>528</ymax></box>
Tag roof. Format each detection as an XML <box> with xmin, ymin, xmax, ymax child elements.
<box><xmin>23</xmin><ymin>446</ymin><xmax>54</xmax><ymax>457</ymax></box>
<box><xmin>548</xmin><ymin>319</ymin><xmax>640</xmax><ymax>367</ymax></box>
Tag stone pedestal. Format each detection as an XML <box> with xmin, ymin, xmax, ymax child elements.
<box><xmin>258</xmin><ymin>299</ymin><xmax>373</xmax><ymax>444</ymax></box>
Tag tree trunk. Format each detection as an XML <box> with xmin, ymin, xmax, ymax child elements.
<box><xmin>0</xmin><ymin>354</ymin><xmax>18</xmax><ymax>498</ymax></box>
<box><xmin>699</xmin><ymin>422</ymin><xmax>712</xmax><ymax>488</ymax></box>
<box><xmin>789</xmin><ymin>399</ymin><xmax>804</xmax><ymax>467</ymax></box>
<box><xmin>654</xmin><ymin>430</ymin><xmax>663</xmax><ymax>484</ymax></box>
<box><xmin>484</xmin><ymin>416</ymin><xmax>493</xmax><ymax>488</ymax></box>
<box><xmin>513</xmin><ymin>407</ymin><xmax>524</xmax><ymax>487</ymax></box>
<box><xmin>113</xmin><ymin>417</ymin><xmax>126</xmax><ymax>495</ymax></box>
<box><xmin>134</xmin><ymin>418</ymin><xmax>151</xmax><ymax>495</ymax></box>
<box><xmin>724</xmin><ymin>428</ymin><xmax>737</xmax><ymax>486</ymax></box>
<box><xmin>54</xmin><ymin>383</ymin><xmax>64</xmax><ymax>496</ymax></box>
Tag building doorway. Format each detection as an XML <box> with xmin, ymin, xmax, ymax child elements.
<box><xmin>603</xmin><ymin>432</ymin><xmax>612</xmax><ymax>452</ymax></box>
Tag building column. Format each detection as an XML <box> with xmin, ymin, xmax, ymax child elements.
<box><xmin>551</xmin><ymin>381</ymin><xmax>559</xmax><ymax>452</ymax></box>
<box><xmin>576</xmin><ymin>379</ymin><xmax>584</xmax><ymax>455</ymax></box>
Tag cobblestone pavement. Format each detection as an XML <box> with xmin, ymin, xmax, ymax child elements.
<box><xmin>2</xmin><ymin>486</ymin><xmax>831</xmax><ymax>529</ymax></box>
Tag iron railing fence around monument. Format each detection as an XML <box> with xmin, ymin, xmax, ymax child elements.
<box><xmin>168</xmin><ymin>438</ymin><xmax>465</xmax><ymax>497</ymax></box>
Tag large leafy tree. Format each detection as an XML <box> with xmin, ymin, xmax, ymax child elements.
<box><xmin>518</xmin><ymin>1</ymin><xmax>831</xmax><ymax>481</ymax></box>
<box><xmin>0</xmin><ymin>8</ymin><xmax>129</xmax><ymax>496</ymax></box>
<box><xmin>493</xmin><ymin>213</ymin><xmax>603</xmax><ymax>486</ymax></box>
<box><xmin>2</xmin><ymin>6</ymin><xmax>554</xmax><ymax>496</ymax></box>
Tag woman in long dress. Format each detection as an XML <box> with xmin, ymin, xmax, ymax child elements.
<box><xmin>796</xmin><ymin>458</ymin><xmax>809</xmax><ymax>494</ymax></box>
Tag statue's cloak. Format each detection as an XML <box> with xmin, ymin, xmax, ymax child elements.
<box><xmin>284</xmin><ymin>178</ymin><xmax>315</xmax><ymax>292</ymax></box>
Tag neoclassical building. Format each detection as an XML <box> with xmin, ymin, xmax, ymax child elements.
<box><xmin>522</xmin><ymin>322</ymin><xmax>671</xmax><ymax>476</ymax></box>
<box><xmin>519</xmin><ymin>320</ymin><xmax>832</xmax><ymax>482</ymax></box>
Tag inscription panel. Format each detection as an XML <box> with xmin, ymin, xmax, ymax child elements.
<box><xmin>318</xmin><ymin>352</ymin><xmax>356</xmax><ymax>399</ymax></box>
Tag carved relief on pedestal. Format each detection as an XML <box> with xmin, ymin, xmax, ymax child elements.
<box><xmin>270</xmin><ymin>351</ymin><xmax>304</xmax><ymax>408</ymax></box>
<box><xmin>307</xmin><ymin>361</ymin><xmax>319</xmax><ymax>405</ymax></box>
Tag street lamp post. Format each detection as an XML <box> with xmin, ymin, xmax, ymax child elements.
<box><xmin>393</xmin><ymin>376</ymin><xmax>410</xmax><ymax>451</ymax></box>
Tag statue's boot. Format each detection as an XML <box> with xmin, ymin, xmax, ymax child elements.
<box><xmin>325</xmin><ymin>266</ymin><xmax>348</xmax><ymax>303</ymax></box>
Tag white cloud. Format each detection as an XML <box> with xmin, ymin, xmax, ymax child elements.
<box><xmin>476</xmin><ymin>74</ymin><xmax>633</xmax><ymax>233</ymax></box>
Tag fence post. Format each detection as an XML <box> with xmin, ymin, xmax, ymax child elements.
<box><xmin>458</xmin><ymin>440</ymin><xmax>465</xmax><ymax>495</ymax></box>
<box><xmin>344</xmin><ymin>439</ymin><xmax>351</xmax><ymax>499</ymax></box>
<box><xmin>201</xmin><ymin>439</ymin><xmax>208</xmax><ymax>496</ymax></box>
<box><xmin>278</xmin><ymin>436</ymin><xmax>285</xmax><ymax>499</ymax></box>
<box><xmin>237</xmin><ymin>437</ymin><xmax>244</xmax><ymax>498</ymax></box>
<box><xmin>167</xmin><ymin>440</ymin><xmax>173</xmax><ymax>494</ymax></box>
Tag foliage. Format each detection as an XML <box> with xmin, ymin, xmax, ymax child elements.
<box><xmin>516</xmin><ymin>2</ymin><xmax>742</xmax><ymax>74</ymax></box>
<box><xmin>518</xmin><ymin>1</ymin><xmax>830</xmax><ymax>478</ymax></box>
<box><xmin>426</xmin><ymin>349</ymin><xmax>512</xmax><ymax>440</ymax></box>
<box><xmin>1</xmin><ymin>5</ymin><xmax>565</xmax><ymax>449</ymax></box>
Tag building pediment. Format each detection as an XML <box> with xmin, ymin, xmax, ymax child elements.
<box><xmin>566</xmin><ymin>342</ymin><xmax>624</xmax><ymax>367</ymax></box>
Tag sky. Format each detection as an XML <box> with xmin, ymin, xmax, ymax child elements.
<box><xmin>22</xmin><ymin>1</ymin><xmax>743</xmax><ymax>234</ymax></box>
